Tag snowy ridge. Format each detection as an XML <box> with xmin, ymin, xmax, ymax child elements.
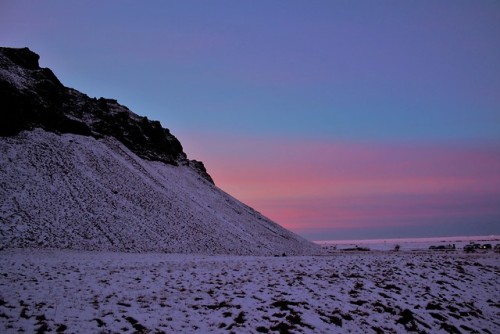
<box><xmin>0</xmin><ymin>129</ymin><xmax>319</xmax><ymax>255</ymax></box>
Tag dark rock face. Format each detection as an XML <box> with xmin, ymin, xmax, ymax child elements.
<box><xmin>0</xmin><ymin>47</ymin><xmax>40</xmax><ymax>70</ymax></box>
<box><xmin>0</xmin><ymin>47</ymin><xmax>214</xmax><ymax>184</ymax></box>
<box><xmin>0</xmin><ymin>47</ymin><xmax>66</xmax><ymax>137</ymax></box>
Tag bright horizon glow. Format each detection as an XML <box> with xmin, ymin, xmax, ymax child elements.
<box><xmin>183</xmin><ymin>134</ymin><xmax>500</xmax><ymax>240</ymax></box>
<box><xmin>314</xmin><ymin>235</ymin><xmax>500</xmax><ymax>244</ymax></box>
<box><xmin>1</xmin><ymin>1</ymin><xmax>499</xmax><ymax>240</ymax></box>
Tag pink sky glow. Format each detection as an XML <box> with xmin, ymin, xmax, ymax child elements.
<box><xmin>184</xmin><ymin>134</ymin><xmax>500</xmax><ymax>240</ymax></box>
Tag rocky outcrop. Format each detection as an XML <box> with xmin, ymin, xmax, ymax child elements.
<box><xmin>0</xmin><ymin>47</ymin><xmax>213</xmax><ymax>183</ymax></box>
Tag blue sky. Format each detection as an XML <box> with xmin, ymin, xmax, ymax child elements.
<box><xmin>2</xmin><ymin>0</ymin><xmax>499</xmax><ymax>239</ymax></box>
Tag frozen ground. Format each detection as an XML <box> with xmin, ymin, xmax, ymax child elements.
<box><xmin>1</xmin><ymin>249</ymin><xmax>498</xmax><ymax>333</ymax></box>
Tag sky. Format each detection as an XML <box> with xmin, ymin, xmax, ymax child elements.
<box><xmin>1</xmin><ymin>0</ymin><xmax>499</xmax><ymax>240</ymax></box>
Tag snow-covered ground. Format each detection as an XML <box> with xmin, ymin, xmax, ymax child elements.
<box><xmin>1</xmin><ymin>249</ymin><xmax>498</xmax><ymax>333</ymax></box>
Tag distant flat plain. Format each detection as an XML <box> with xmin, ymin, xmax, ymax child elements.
<box><xmin>316</xmin><ymin>235</ymin><xmax>500</xmax><ymax>251</ymax></box>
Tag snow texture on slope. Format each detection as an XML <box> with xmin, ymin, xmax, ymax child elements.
<box><xmin>0</xmin><ymin>129</ymin><xmax>319</xmax><ymax>255</ymax></box>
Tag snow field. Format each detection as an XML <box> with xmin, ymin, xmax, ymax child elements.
<box><xmin>0</xmin><ymin>249</ymin><xmax>498</xmax><ymax>333</ymax></box>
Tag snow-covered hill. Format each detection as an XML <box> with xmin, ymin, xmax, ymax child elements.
<box><xmin>0</xmin><ymin>47</ymin><xmax>319</xmax><ymax>255</ymax></box>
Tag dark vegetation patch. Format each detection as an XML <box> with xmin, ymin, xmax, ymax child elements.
<box><xmin>396</xmin><ymin>309</ymin><xmax>430</xmax><ymax>333</ymax></box>
<box><xmin>235</xmin><ymin>311</ymin><xmax>246</xmax><ymax>324</ymax></box>
<box><xmin>204</xmin><ymin>301</ymin><xmax>240</xmax><ymax>310</ymax></box>
<box><xmin>93</xmin><ymin>318</ymin><xmax>105</xmax><ymax>327</ymax></box>
<box><xmin>124</xmin><ymin>315</ymin><xmax>148</xmax><ymax>332</ymax></box>
<box><xmin>372</xmin><ymin>301</ymin><xmax>397</xmax><ymax>315</ymax></box>
<box><xmin>271</xmin><ymin>300</ymin><xmax>303</xmax><ymax>311</ymax></box>
<box><xmin>426</xmin><ymin>302</ymin><xmax>443</xmax><ymax>310</ymax></box>
<box><xmin>226</xmin><ymin>311</ymin><xmax>246</xmax><ymax>330</ymax></box>
<box><xmin>269</xmin><ymin>300</ymin><xmax>314</xmax><ymax>331</ymax></box>
<box><xmin>56</xmin><ymin>324</ymin><xmax>67</xmax><ymax>333</ymax></box>
<box><xmin>440</xmin><ymin>322</ymin><xmax>462</xmax><ymax>334</ymax></box>
<box><xmin>350</xmin><ymin>299</ymin><xmax>368</xmax><ymax>306</ymax></box>
<box><xmin>430</xmin><ymin>312</ymin><xmax>447</xmax><ymax>321</ymax></box>
<box><xmin>36</xmin><ymin>323</ymin><xmax>49</xmax><ymax>334</ymax></box>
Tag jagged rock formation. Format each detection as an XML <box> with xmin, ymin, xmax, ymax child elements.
<box><xmin>0</xmin><ymin>47</ymin><xmax>211</xmax><ymax>181</ymax></box>
<box><xmin>0</xmin><ymin>47</ymin><xmax>320</xmax><ymax>255</ymax></box>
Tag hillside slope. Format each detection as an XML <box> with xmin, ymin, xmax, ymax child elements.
<box><xmin>0</xmin><ymin>129</ymin><xmax>318</xmax><ymax>255</ymax></box>
<box><xmin>0</xmin><ymin>47</ymin><xmax>320</xmax><ymax>255</ymax></box>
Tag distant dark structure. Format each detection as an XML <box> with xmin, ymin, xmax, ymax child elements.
<box><xmin>429</xmin><ymin>244</ymin><xmax>455</xmax><ymax>250</ymax></box>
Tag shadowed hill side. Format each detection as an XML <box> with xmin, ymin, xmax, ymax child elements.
<box><xmin>0</xmin><ymin>47</ymin><xmax>320</xmax><ymax>255</ymax></box>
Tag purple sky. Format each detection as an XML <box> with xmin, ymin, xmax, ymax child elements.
<box><xmin>1</xmin><ymin>0</ymin><xmax>499</xmax><ymax>240</ymax></box>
